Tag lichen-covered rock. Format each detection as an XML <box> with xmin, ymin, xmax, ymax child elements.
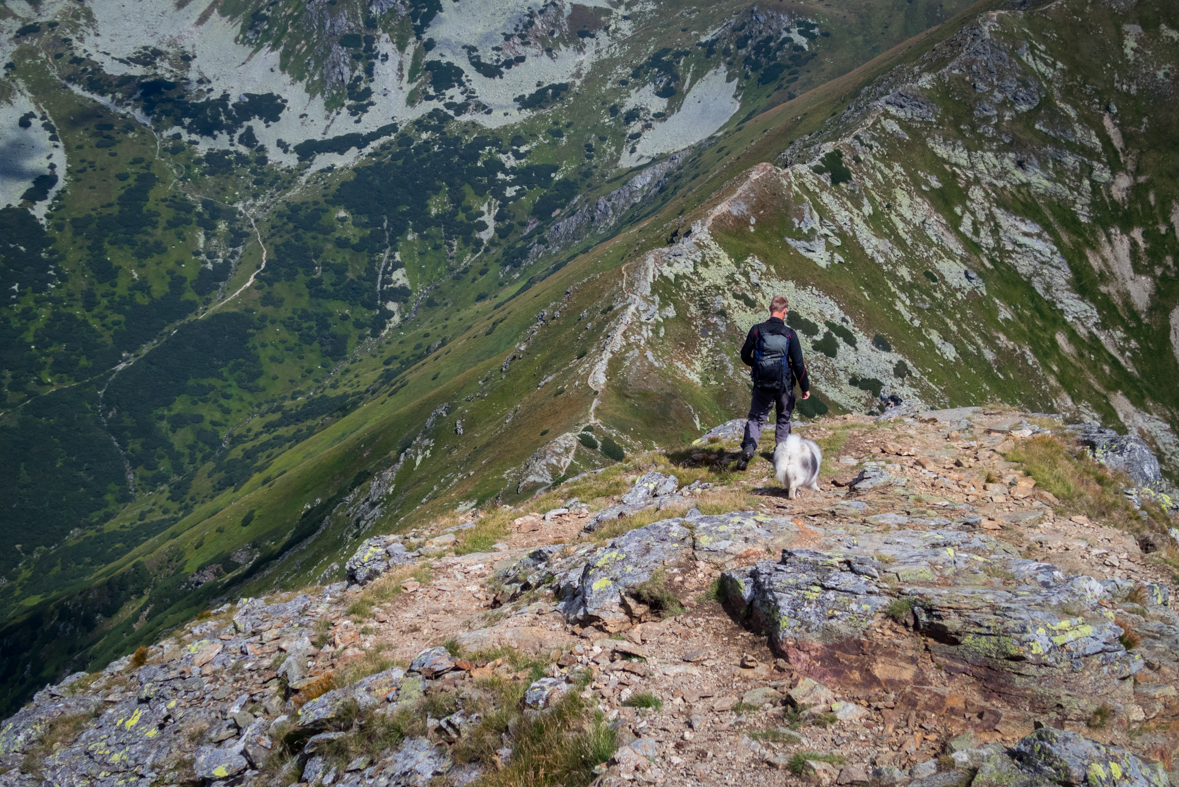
<box><xmin>693</xmin><ymin>419</ymin><xmax>746</xmax><ymax>444</ymax></box>
<box><xmin>374</xmin><ymin>736</ymin><xmax>452</xmax><ymax>785</ymax></box>
<box><xmin>194</xmin><ymin>744</ymin><xmax>250</xmax><ymax>781</ymax></box>
<box><xmin>721</xmin><ymin>530</ymin><xmax>1176</xmax><ymax>721</ymax></box>
<box><xmin>409</xmin><ymin>647</ymin><xmax>455</xmax><ymax>678</ymax></box>
<box><xmin>620</xmin><ymin>472</ymin><xmax>679</xmax><ymax>506</ymax></box>
<box><xmin>690</xmin><ymin>511</ymin><xmax>799</xmax><ymax>567</ymax></box>
<box><xmin>558</xmin><ymin>519</ymin><xmax>692</xmax><ymax>630</ymax></box>
<box><xmin>345</xmin><ymin>536</ymin><xmax>420</xmax><ymax>586</ymax></box>
<box><xmin>0</xmin><ymin>694</ymin><xmax>100</xmax><ymax>757</ymax></box>
<box><xmin>1074</xmin><ymin>424</ymin><xmax>1165</xmax><ymax>490</ymax></box>
<box><xmin>232</xmin><ymin>593</ymin><xmax>314</xmax><ymax>635</ymax></box>
<box><xmin>291</xmin><ymin>668</ymin><xmax>407</xmax><ymax>740</ymax></box>
<box><xmin>494</xmin><ymin>545</ymin><xmax>563</xmax><ymax>598</ymax></box>
<box><xmin>524</xmin><ymin>677</ymin><xmax>571</xmax><ymax>709</ymax></box>
<box><xmin>31</xmin><ymin>696</ymin><xmax>219</xmax><ymax>785</ymax></box>
<box><xmin>583</xmin><ymin>472</ymin><xmax>680</xmax><ymax>532</ymax></box>
<box><xmin>1011</xmin><ymin>728</ymin><xmax>1169</xmax><ymax>787</ymax></box>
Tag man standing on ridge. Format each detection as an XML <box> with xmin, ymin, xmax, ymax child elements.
<box><xmin>736</xmin><ymin>294</ymin><xmax>810</xmax><ymax>471</ymax></box>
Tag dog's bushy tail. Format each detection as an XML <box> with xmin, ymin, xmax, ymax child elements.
<box><xmin>774</xmin><ymin>434</ymin><xmax>802</xmax><ymax>485</ymax></box>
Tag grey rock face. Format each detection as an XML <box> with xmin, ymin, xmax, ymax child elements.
<box><xmin>721</xmin><ymin>530</ymin><xmax>1176</xmax><ymax>720</ymax></box>
<box><xmin>879</xmin><ymin>87</ymin><xmax>937</xmax><ymax>121</ymax></box>
<box><xmin>232</xmin><ymin>593</ymin><xmax>314</xmax><ymax>635</ymax></box>
<box><xmin>276</xmin><ymin>636</ymin><xmax>316</xmax><ymax>685</ymax></box>
<box><xmin>524</xmin><ymin>677</ymin><xmax>570</xmax><ymax>709</ymax></box>
<box><xmin>690</xmin><ymin>511</ymin><xmax>799</xmax><ymax>567</ymax></box>
<box><xmin>850</xmin><ymin>465</ymin><xmax>893</xmax><ymax>491</ymax></box>
<box><xmin>694</xmin><ymin>419</ymin><xmax>746</xmax><ymax>444</ymax></box>
<box><xmin>378</xmin><ymin>736</ymin><xmax>452</xmax><ymax>785</ymax></box>
<box><xmin>494</xmin><ymin>545</ymin><xmax>563</xmax><ymax>601</ymax></box>
<box><xmin>409</xmin><ymin>647</ymin><xmax>455</xmax><ymax>678</ymax></box>
<box><xmin>583</xmin><ymin>472</ymin><xmax>680</xmax><ymax>532</ymax></box>
<box><xmin>291</xmin><ymin>668</ymin><xmax>407</xmax><ymax>740</ymax></box>
<box><xmin>558</xmin><ymin>519</ymin><xmax>693</xmax><ymax>630</ymax></box>
<box><xmin>1073</xmin><ymin>424</ymin><xmax>1165</xmax><ymax>489</ymax></box>
<box><xmin>345</xmin><ymin>536</ymin><xmax>421</xmax><ymax>586</ymax></box>
<box><xmin>620</xmin><ymin>472</ymin><xmax>679</xmax><ymax>507</ymax></box>
<box><xmin>1011</xmin><ymin>728</ymin><xmax>1169</xmax><ymax>787</ymax></box>
<box><xmin>194</xmin><ymin>744</ymin><xmax>250</xmax><ymax>781</ymax></box>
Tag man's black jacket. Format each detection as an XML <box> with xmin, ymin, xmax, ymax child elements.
<box><xmin>740</xmin><ymin>317</ymin><xmax>810</xmax><ymax>393</ymax></box>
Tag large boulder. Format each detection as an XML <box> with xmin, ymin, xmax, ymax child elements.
<box><xmin>690</xmin><ymin>511</ymin><xmax>799</xmax><ymax>567</ymax></box>
<box><xmin>1011</xmin><ymin>728</ymin><xmax>1169</xmax><ymax>787</ymax></box>
<box><xmin>289</xmin><ymin>668</ymin><xmax>407</xmax><ymax>742</ymax></box>
<box><xmin>558</xmin><ymin>519</ymin><xmax>693</xmax><ymax>630</ymax></box>
<box><xmin>721</xmin><ymin>530</ymin><xmax>1176</xmax><ymax>723</ymax></box>
<box><xmin>1073</xmin><ymin>424</ymin><xmax>1164</xmax><ymax>489</ymax></box>
<box><xmin>345</xmin><ymin>536</ymin><xmax>420</xmax><ymax>586</ymax></box>
<box><xmin>583</xmin><ymin>472</ymin><xmax>680</xmax><ymax>532</ymax></box>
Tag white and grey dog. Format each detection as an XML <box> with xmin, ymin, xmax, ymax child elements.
<box><xmin>773</xmin><ymin>434</ymin><xmax>823</xmax><ymax>499</ymax></box>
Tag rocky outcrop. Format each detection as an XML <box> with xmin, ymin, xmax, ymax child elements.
<box><xmin>1009</xmin><ymin>727</ymin><xmax>1169</xmax><ymax>787</ymax></box>
<box><xmin>582</xmin><ymin>471</ymin><xmax>693</xmax><ymax>532</ymax></box>
<box><xmin>721</xmin><ymin>529</ymin><xmax>1178</xmax><ymax>724</ymax></box>
<box><xmin>345</xmin><ymin>535</ymin><xmax>420</xmax><ymax>586</ymax></box>
<box><xmin>1073</xmin><ymin>424</ymin><xmax>1165</xmax><ymax>490</ymax></box>
<box><xmin>493</xmin><ymin>510</ymin><xmax>801</xmax><ymax>630</ymax></box>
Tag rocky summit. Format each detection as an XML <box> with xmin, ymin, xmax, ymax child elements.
<box><xmin>0</xmin><ymin>408</ymin><xmax>1177</xmax><ymax>786</ymax></box>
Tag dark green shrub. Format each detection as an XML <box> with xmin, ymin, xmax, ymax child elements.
<box><xmin>787</xmin><ymin>312</ymin><xmax>820</xmax><ymax>337</ymax></box>
<box><xmin>872</xmin><ymin>334</ymin><xmax>891</xmax><ymax>352</ymax></box>
<box><xmin>850</xmin><ymin>375</ymin><xmax>884</xmax><ymax>398</ymax></box>
<box><xmin>578</xmin><ymin>433</ymin><xmax>599</xmax><ymax>450</ymax></box>
<box><xmin>600</xmin><ymin>436</ymin><xmax>625</xmax><ymax>462</ymax></box>
<box><xmin>893</xmin><ymin>360</ymin><xmax>910</xmax><ymax>379</ymax></box>
<box><xmin>812</xmin><ymin>332</ymin><xmax>838</xmax><ymax>358</ymax></box>
<box><xmin>796</xmin><ymin>396</ymin><xmax>829</xmax><ymax>418</ymax></box>
<box><xmin>825</xmin><ymin>321</ymin><xmax>856</xmax><ymax>347</ymax></box>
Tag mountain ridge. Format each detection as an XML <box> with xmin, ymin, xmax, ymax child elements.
<box><xmin>0</xmin><ymin>406</ymin><xmax>1176</xmax><ymax>786</ymax></box>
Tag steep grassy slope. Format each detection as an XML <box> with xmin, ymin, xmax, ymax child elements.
<box><xmin>1</xmin><ymin>0</ymin><xmax>1177</xmax><ymax>715</ymax></box>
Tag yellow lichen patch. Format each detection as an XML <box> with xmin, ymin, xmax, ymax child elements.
<box><xmin>1110</xmin><ymin>761</ymin><xmax>1124</xmax><ymax>779</ymax></box>
<box><xmin>213</xmin><ymin>764</ymin><xmax>231</xmax><ymax>778</ymax></box>
<box><xmin>123</xmin><ymin>709</ymin><xmax>142</xmax><ymax>729</ymax></box>
<box><xmin>595</xmin><ymin>550</ymin><xmax>621</xmax><ymax>567</ymax></box>
<box><xmin>1088</xmin><ymin>762</ymin><xmax>1108</xmax><ymax>782</ymax></box>
<box><xmin>1051</xmin><ymin>624</ymin><xmax>1094</xmax><ymax>646</ymax></box>
<box><xmin>592</xmin><ymin>577</ymin><xmax>613</xmax><ymax>591</ymax></box>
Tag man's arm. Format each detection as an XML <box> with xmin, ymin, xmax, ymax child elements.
<box><xmin>740</xmin><ymin>325</ymin><xmax>758</xmax><ymax>367</ymax></box>
<box><xmin>789</xmin><ymin>332</ymin><xmax>810</xmax><ymax>395</ymax></box>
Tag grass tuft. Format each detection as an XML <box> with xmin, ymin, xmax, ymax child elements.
<box><xmin>884</xmin><ymin>597</ymin><xmax>913</xmax><ymax>622</ymax></box>
<box><xmin>630</xmin><ymin>569</ymin><xmax>684</xmax><ymax>617</ymax></box>
<box><xmin>1087</xmin><ymin>704</ymin><xmax>1114</xmax><ymax>729</ymax></box>
<box><xmin>622</xmin><ymin>692</ymin><xmax>663</xmax><ymax>710</ymax></box>
<box><xmin>1114</xmin><ymin>616</ymin><xmax>1141</xmax><ymax>650</ymax></box>
<box><xmin>787</xmin><ymin>751</ymin><xmax>846</xmax><ymax>775</ymax></box>
<box><xmin>130</xmin><ymin>645</ymin><xmax>149</xmax><ymax>668</ymax></box>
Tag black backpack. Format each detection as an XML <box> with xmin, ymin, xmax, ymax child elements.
<box><xmin>752</xmin><ymin>327</ymin><xmax>793</xmax><ymax>392</ymax></box>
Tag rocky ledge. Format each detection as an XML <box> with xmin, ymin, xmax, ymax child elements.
<box><xmin>1</xmin><ymin>408</ymin><xmax>1176</xmax><ymax>787</ymax></box>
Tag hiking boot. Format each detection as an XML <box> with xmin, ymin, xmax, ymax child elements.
<box><xmin>735</xmin><ymin>445</ymin><xmax>755</xmax><ymax>471</ymax></box>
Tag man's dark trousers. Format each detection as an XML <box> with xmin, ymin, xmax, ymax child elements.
<box><xmin>742</xmin><ymin>387</ymin><xmax>795</xmax><ymax>453</ymax></box>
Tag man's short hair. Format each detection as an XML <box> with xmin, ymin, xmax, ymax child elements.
<box><xmin>770</xmin><ymin>295</ymin><xmax>789</xmax><ymax>313</ymax></box>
